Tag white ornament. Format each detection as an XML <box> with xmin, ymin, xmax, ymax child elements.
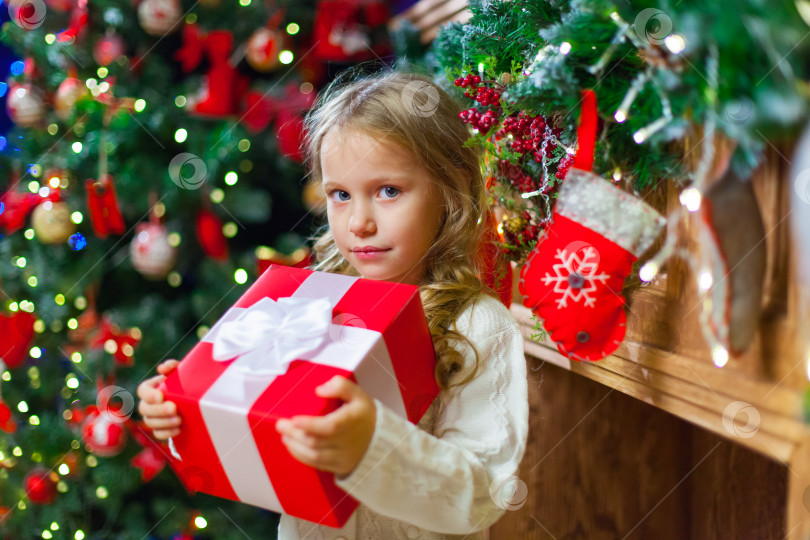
<box><xmin>6</xmin><ymin>84</ymin><xmax>44</xmax><ymax>127</ymax></box>
<box><xmin>137</xmin><ymin>0</ymin><xmax>182</xmax><ymax>36</ymax></box>
<box><xmin>130</xmin><ymin>222</ymin><xmax>177</xmax><ymax>279</ymax></box>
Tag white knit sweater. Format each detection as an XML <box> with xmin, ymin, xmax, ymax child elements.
<box><xmin>278</xmin><ymin>293</ymin><xmax>529</xmax><ymax>539</ymax></box>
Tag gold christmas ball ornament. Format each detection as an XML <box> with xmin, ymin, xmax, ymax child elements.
<box><xmin>302</xmin><ymin>179</ymin><xmax>327</xmax><ymax>212</ymax></box>
<box><xmin>137</xmin><ymin>0</ymin><xmax>182</xmax><ymax>37</ymax></box>
<box><xmin>504</xmin><ymin>217</ymin><xmax>526</xmax><ymax>235</ymax></box>
<box><xmin>32</xmin><ymin>201</ymin><xmax>76</xmax><ymax>244</ymax></box>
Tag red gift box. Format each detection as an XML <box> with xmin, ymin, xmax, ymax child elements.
<box><xmin>159</xmin><ymin>265</ymin><xmax>438</xmax><ymax>527</ymax></box>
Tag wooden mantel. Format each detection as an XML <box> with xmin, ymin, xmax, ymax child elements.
<box><xmin>507</xmin><ymin>141</ymin><xmax>810</xmax><ymax>539</ymax></box>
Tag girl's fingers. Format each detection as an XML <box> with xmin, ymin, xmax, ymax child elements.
<box><xmin>136</xmin><ymin>375</ymin><xmax>165</xmax><ymax>402</ymax></box>
<box><xmin>139</xmin><ymin>401</ymin><xmax>177</xmax><ymax>419</ymax></box>
<box><xmin>151</xmin><ymin>428</ymin><xmax>181</xmax><ymax>440</ymax></box>
<box><xmin>283</xmin><ymin>425</ymin><xmax>336</xmax><ymax>450</ymax></box>
<box><xmin>157</xmin><ymin>359</ymin><xmax>179</xmax><ymax>375</ymax></box>
<box><xmin>144</xmin><ymin>416</ymin><xmax>181</xmax><ymax>429</ymax></box>
<box><xmin>282</xmin><ymin>435</ymin><xmax>319</xmax><ymax>464</ymax></box>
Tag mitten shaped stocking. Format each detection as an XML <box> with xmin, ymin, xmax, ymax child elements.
<box><xmin>519</xmin><ymin>90</ymin><xmax>666</xmax><ymax>361</ymax></box>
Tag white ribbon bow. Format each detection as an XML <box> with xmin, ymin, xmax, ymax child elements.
<box><xmin>211</xmin><ymin>296</ymin><xmax>333</xmax><ymax>375</ymax></box>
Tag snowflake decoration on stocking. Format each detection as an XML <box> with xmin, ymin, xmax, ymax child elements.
<box><xmin>541</xmin><ymin>246</ymin><xmax>609</xmax><ymax>309</ymax></box>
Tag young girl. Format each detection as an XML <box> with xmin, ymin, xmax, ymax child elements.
<box><xmin>137</xmin><ymin>70</ymin><xmax>529</xmax><ymax>539</ymax></box>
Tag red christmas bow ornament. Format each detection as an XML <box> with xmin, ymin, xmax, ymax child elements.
<box><xmin>241</xmin><ymin>83</ymin><xmax>316</xmax><ymax>159</ymax></box>
<box><xmin>175</xmin><ymin>22</ymin><xmax>207</xmax><ymax>73</ymax></box>
<box><xmin>129</xmin><ymin>420</ymin><xmax>168</xmax><ymax>482</ymax></box>
<box><xmin>0</xmin><ymin>190</ymin><xmax>40</xmax><ymax>235</ymax></box>
<box><xmin>85</xmin><ymin>175</ymin><xmax>125</xmax><ymax>238</ymax></box>
<box><xmin>88</xmin><ymin>317</ymin><xmax>141</xmax><ymax>366</ymax></box>
<box><xmin>56</xmin><ymin>0</ymin><xmax>88</xmax><ymax>43</ymax></box>
<box><xmin>175</xmin><ymin>24</ymin><xmax>250</xmax><ymax>117</ymax></box>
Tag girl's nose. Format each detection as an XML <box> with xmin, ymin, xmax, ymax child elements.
<box><xmin>348</xmin><ymin>203</ymin><xmax>376</xmax><ymax>236</ymax></box>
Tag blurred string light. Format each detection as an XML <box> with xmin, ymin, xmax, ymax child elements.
<box><xmin>279</xmin><ymin>50</ymin><xmax>293</xmax><ymax>64</ymax></box>
<box><xmin>286</xmin><ymin>22</ymin><xmax>299</xmax><ymax>35</ymax></box>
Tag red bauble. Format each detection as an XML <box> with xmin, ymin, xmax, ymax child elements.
<box><xmin>81</xmin><ymin>408</ymin><xmax>127</xmax><ymax>457</ymax></box>
<box><xmin>93</xmin><ymin>33</ymin><xmax>126</xmax><ymax>66</ymax></box>
<box><xmin>195</xmin><ymin>209</ymin><xmax>228</xmax><ymax>261</ymax></box>
<box><xmin>24</xmin><ymin>468</ymin><xmax>58</xmax><ymax>505</ymax></box>
<box><xmin>0</xmin><ymin>311</ymin><xmax>35</xmax><ymax>369</ymax></box>
<box><xmin>0</xmin><ymin>401</ymin><xmax>17</xmax><ymax>433</ymax></box>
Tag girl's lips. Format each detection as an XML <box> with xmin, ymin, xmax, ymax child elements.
<box><xmin>352</xmin><ymin>248</ymin><xmax>391</xmax><ymax>259</ymax></box>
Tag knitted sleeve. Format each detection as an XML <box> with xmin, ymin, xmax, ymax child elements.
<box><xmin>333</xmin><ymin>295</ymin><xmax>529</xmax><ymax>535</ymax></box>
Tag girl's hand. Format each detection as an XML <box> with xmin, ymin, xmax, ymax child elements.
<box><xmin>275</xmin><ymin>376</ymin><xmax>377</xmax><ymax>478</ymax></box>
<box><xmin>137</xmin><ymin>359</ymin><xmax>181</xmax><ymax>440</ymax></box>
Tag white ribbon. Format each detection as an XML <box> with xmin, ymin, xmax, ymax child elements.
<box><xmin>210</xmin><ymin>296</ymin><xmax>333</xmax><ymax>375</ymax></box>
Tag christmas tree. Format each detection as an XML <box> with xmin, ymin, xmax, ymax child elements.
<box><xmin>0</xmin><ymin>0</ymin><xmax>392</xmax><ymax>537</ymax></box>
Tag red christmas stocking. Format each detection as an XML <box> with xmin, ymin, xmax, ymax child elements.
<box><xmin>518</xmin><ymin>90</ymin><xmax>666</xmax><ymax>361</ymax></box>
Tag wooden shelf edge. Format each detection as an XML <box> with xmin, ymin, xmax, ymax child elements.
<box><xmin>512</xmin><ymin>303</ymin><xmax>810</xmax><ymax>465</ymax></box>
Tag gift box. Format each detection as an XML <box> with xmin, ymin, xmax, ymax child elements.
<box><xmin>158</xmin><ymin>265</ymin><xmax>439</xmax><ymax>527</ymax></box>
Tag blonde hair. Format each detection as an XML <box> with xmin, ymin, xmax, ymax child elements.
<box><xmin>303</xmin><ymin>69</ymin><xmax>498</xmax><ymax>391</ymax></box>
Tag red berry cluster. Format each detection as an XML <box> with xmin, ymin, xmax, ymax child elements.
<box><xmin>495</xmin><ymin>112</ymin><xmax>564</xmax><ymax>164</ymax></box>
<box><xmin>454</xmin><ymin>74</ymin><xmax>502</xmax><ymax>107</ymax></box>
<box><xmin>499</xmin><ymin>161</ymin><xmax>541</xmax><ymax>194</ymax></box>
<box><xmin>454</xmin><ymin>73</ymin><xmax>481</xmax><ymax>90</ymax></box>
<box><xmin>459</xmin><ymin>108</ymin><xmax>499</xmax><ymax>131</ymax></box>
<box><xmin>555</xmin><ymin>154</ymin><xmax>575</xmax><ymax>180</ymax></box>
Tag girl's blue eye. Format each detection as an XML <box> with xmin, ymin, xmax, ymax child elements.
<box><xmin>382</xmin><ymin>186</ymin><xmax>400</xmax><ymax>198</ymax></box>
<box><xmin>332</xmin><ymin>190</ymin><xmax>350</xmax><ymax>202</ymax></box>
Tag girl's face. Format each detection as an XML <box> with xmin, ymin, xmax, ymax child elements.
<box><xmin>321</xmin><ymin>128</ymin><xmax>444</xmax><ymax>285</ymax></box>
